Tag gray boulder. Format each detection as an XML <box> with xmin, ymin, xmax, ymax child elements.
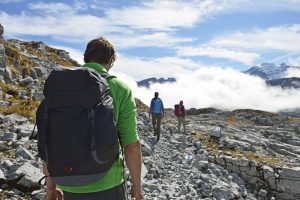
<box><xmin>0</xmin><ymin>168</ymin><xmax>5</xmax><ymax>183</ymax></box>
<box><xmin>16</xmin><ymin>145</ymin><xmax>34</xmax><ymax>160</ymax></box>
<box><xmin>3</xmin><ymin>114</ymin><xmax>28</xmax><ymax>124</ymax></box>
<box><xmin>33</xmin><ymin>67</ymin><xmax>45</xmax><ymax>77</ymax></box>
<box><xmin>208</xmin><ymin>126</ymin><xmax>223</xmax><ymax>138</ymax></box>
<box><xmin>3</xmin><ymin>67</ymin><xmax>12</xmax><ymax>80</ymax></box>
<box><xmin>0</xmin><ymin>44</ymin><xmax>5</xmax><ymax>68</ymax></box>
<box><xmin>141</xmin><ymin>139</ymin><xmax>153</xmax><ymax>156</ymax></box>
<box><xmin>0</xmin><ymin>23</ymin><xmax>3</xmax><ymax>37</ymax></box>
<box><xmin>19</xmin><ymin>77</ymin><xmax>34</xmax><ymax>86</ymax></box>
<box><xmin>3</xmin><ymin>132</ymin><xmax>17</xmax><ymax>141</ymax></box>
<box><xmin>7</xmin><ymin>162</ymin><xmax>43</xmax><ymax>192</ymax></box>
<box><xmin>0</xmin><ymin>100</ymin><xmax>9</xmax><ymax>107</ymax></box>
<box><xmin>12</xmin><ymin>123</ymin><xmax>34</xmax><ymax>137</ymax></box>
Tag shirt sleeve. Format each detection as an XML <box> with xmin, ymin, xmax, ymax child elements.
<box><xmin>161</xmin><ymin>99</ymin><xmax>164</xmax><ymax>114</ymax></box>
<box><xmin>110</xmin><ymin>78</ymin><xmax>139</xmax><ymax>147</ymax></box>
<box><xmin>149</xmin><ymin>99</ymin><xmax>153</xmax><ymax>113</ymax></box>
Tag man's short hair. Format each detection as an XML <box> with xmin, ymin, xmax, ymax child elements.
<box><xmin>84</xmin><ymin>37</ymin><xmax>116</xmax><ymax>65</ymax></box>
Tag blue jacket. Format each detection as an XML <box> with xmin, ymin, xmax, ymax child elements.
<box><xmin>149</xmin><ymin>98</ymin><xmax>164</xmax><ymax>114</ymax></box>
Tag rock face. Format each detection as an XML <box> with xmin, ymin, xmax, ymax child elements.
<box><xmin>186</xmin><ymin>109</ymin><xmax>300</xmax><ymax>200</ymax></box>
<box><xmin>0</xmin><ymin>23</ymin><xmax>3</xmax><ymax>37</ymax></box>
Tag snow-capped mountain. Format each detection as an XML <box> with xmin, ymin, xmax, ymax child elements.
<box><xmin>137</xmin><ymin>77</ymin><xmax>176</xmax><ymax>88</ymax></box>
<box><xmin>244</xmin><ymin>63</ymin><xmax>298</xmax><ymax>80</ymax></box>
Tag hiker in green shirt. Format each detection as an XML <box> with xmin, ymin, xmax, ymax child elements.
<box><xmin>44</xmin><ymin>37</ymin><xmax>144</xmax><ymax>200</ymax></box>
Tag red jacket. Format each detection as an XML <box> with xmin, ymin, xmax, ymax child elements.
<box><xmin>176</xmin><ymin>104</ymin><xmax>185</xmax><ymax>117</ymax></box>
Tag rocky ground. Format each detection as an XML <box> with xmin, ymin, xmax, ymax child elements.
<box><xmin>1</xmin><ymin>106</ymin><xmax>300</xmax><ymax>200</ymax></box>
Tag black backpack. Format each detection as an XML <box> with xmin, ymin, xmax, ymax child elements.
<box><xmin>36</xmin><ymin>67</ymin><xmax>119</xmax><ymax>187</ymax></box>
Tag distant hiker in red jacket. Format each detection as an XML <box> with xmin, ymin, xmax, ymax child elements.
<box><xmin>174</xmin><ymin>100</ymin><xmax>186</xmax><ymax>134</ymax></box>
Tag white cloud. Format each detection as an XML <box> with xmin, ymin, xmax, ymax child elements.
<box><xmin>210</xmin><ymin>24</ymin><xmax>300</xmax><ymax>52</ymax></box>
<box><xmin>104</xmin><ymin>0</ymin><xmax>235</xmax><ymax>30</ymax></box>
<box><xmin>285</xmin><ymin>69</ymin><xmax>300</xmax><ymax>77</ymax></box>
<box><xmin>236</xmin><ymin>0</ymin><xmax>300</xmax><ymax>12</ymax></box>
<box><xmin>0</xmin><ymin>0</ymin><xmax>23</xmax><ymax>3</ymax></box>
<box><xmin>110</xmin><ymin>32</ymin><xmax>193</xmax><ymax>49</ymax></box>
<box><xmin>29</xmin><ymin>2</ymin><xmax>74</xmax><ymax>14</ymax></box>
<box><xmin>177</xmin><ymin>46</ymin><xmax>260</xmax><ymax>65</ymax></box>
<box><xmin>0</xmin><ymin>11</ymin><xmax>110</xmax><ymax>40</ymax></box>
<box><xmin>288</xmin><ymin>57</ymin><xmax>300</xmax><ymax>66</ymax></box>
<box><xmin>115</xmin><ymin>67</ymin><xmax>300</xmax><ymax>112</ymax></box>
<box><xmin>74</xmin><ymin>0</ymin><xmax>88</xmax><ymax>11</ymax></box>
<box><xmin>111</xmin><ymin>54</ymin><xmax>206</xmax><ymax>80</ymax></box>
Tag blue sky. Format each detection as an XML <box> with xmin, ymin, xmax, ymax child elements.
<box><xmin>1</xmin><ymin>0</ymin><xmax>300</xmax><ymax>81</ymax></box>
<box><xmin>1</xmin><ymin>0</ymin><xmax>300</xmax><ymax>111</ymax></box>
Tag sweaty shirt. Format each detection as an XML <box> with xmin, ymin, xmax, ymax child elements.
<box><xmin>58</xmin><ymin>62</ymin><xmax>139</xmax><ymax>193</ymax></box>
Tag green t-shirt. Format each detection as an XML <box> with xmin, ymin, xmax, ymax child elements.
<box><xmin>58</xmin><ymin>62</ymin><xmax>139</xmax><ymax>193</ymax></box>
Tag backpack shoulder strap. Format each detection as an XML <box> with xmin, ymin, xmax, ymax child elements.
<box><xmin>101</xmin><ymin>71</ymin><xmax>116</xmax><ymax>80</ymax></box>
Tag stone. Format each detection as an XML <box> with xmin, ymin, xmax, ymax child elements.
<box><xmin>30</xmin><ymin>68</ymin><xmax>38</xmax><ymax>79</ymax></box>
<box><xmin>16</xmin><ymin>145</ymin><xmax>34</xmax><ymax>160</ymax></box>
<box><xmin>140</xmin><ymin>139</ymin><xmax>152</xmax><ymax>156</ymax></box>
<box><xmin>3</xmin><ymin>67</ymin><xmax>12</xmax><ymax>80</ymax></box>
<box><xmin>6</xmin><ymin>162</ymin><xmax>43</xmax><ymax>192</ymax></box>
<box><xmin>208</xmin><ymin>126</ymin><xmax>223</xmax><ymax>138</ymax></box>
<box><xmin>2</xmin><ymin>159</ymin><xmax>14</xmax><ymax>170</ymax></box>
<box><xmin>13</xmin><ymin>124</ymin><xmax>34</xmax><ymax>137</ymax></box>
<box><xmin>0</xmin><ymin>168</ymin><xmax>5</xmax><ymax>182</ymax></box>
<box><xmin>19</xmin><ymin>77</ymin><xmax>34</xmax><ymax>86</ymax></box>
<box><xmin>31</xmin><ymin>189</ymin><xmax>45</xmax><ymax>199</ymax></box>
<box><xmin>220</xmin><ymin>137</ymin><xmax>255</xmax><ymax>152</ymax></box>
<box><xmin>17</xmin><ymin>90</ymin><xmax>27</xmax><ymax>99</ymax></box>
<box><xmin>141</xmin><ymin>163</ymin><xmax>148</xmax><ymax>179</ymax></box>
<box><xmin>33</xmin><ymin>67</ymin><xmax>45</xmax><ymax>77</ymax></box>
<box><xmin>32</xmin><ymin>92</ymin><xmax>44</xmax><ymax>101</ymax></box>
<box><xmin>257</xmin><ymin>189</ymin><xmax>268</xmax><ymax>198</ymax></box>
<box><xmin>3</xmin><ymin>132</ymin><xmax>17</xmax><ymax>141</ymax></box>
<box><xmin>0</xmin><ymin>44</ymin><xmax>5</xmax><ymax>68</ymax></box>
<box><xmin>0</xmin><ymin>23</ymin><xmax>3</xmax><ymax>37</ymax></box>
<box><xmin>3</xmin><ymin>114</ymin><xmax>27</xmax><ymax>124</ymax></box>
<box><xmin>0</xmin><ymin>100</ymin><xmax>9</xmax><ymax>107</ymax></box>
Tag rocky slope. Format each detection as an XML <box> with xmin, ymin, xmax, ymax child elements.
<box><xmin>1</xmin><ymin>24</ymin><xmax>300</xmax><ymax>200</ymax></box>
<box><xmin>266</xmin><ymin>77</ymin><xmax>300</xmax><ymax>89</ymax></box>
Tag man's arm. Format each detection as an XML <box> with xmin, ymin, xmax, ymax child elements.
<box><xmin>149</xmin><ymin>99</ymin><xmax>153</xmax><ymax>117</ymax></box>
<box><xmin>161</xmin><ymin>99</ymin><xmax>164</xmax><ymax>117</ymax></box>
<box><xmin>43</xmin><ymin>162</ymin><xmax>64</xmax><ymax>200</ymax></box>
<box><xmin>124</xmin><ymin>140</ymin><xmax>144</xmax><ymax>200</ymax></box>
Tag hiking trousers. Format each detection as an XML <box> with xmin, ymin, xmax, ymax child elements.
<box><xmin>152</xmin><ymin>113</ymin><xmax>162</xmax><ymax>140</ymax></box>
<box><xmin>177</xmin><ymin>117</ymin><xmax>186</xmax><ymax>134</ymax></box>
<box><xmin>63</xmin><ymin>183</ymin><xmax>127</xmax><ymax>200</ymax></box>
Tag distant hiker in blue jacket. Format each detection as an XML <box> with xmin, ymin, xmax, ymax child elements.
<box><xmin>149</xmin><ymin>92</ymin><xmax>164</xmax><ymax>141</ymax></box>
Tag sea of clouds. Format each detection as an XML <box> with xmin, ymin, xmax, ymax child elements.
<box><xmin>113</xmin><ymin>67</ymin><xmax>300</xmax><ymax>112</ymax></box>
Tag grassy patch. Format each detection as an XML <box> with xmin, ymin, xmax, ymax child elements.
<box><xmin>194</xmin><ymin>131</ymin><xmax>291</xmax><ymax>167</ymax></box>
<box><xmin>165</xmin><ymin>119</ymin><xmax>177</xmax><ymax>126</ymax></box>
<box><xmin>193</xmin><ymin>132</ymin><xmax>218</xmax><ymax>148</ymax></box>
<box><xmin>0</xmin><ymin>98</ymin><xmax>39</xmax><ymax>122</ymax></box>
<box><xmin>225</xmin><ymin>117</ymin><xmax>238</xmax><ymax>125</ymax></box>
<box><xmin>287</xmin><ymin>117</ymin><xmax>300</xmax><ymax>123</ymax></box>
<box><xmin>246</xmin><ymin>152</ymin><xmax>290</xmax><ymax>167</ymax></box>
<box><xmin>0</xmin><ymin>82</ymin><xmax>18</xmax><ymax>96</ymax></box>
